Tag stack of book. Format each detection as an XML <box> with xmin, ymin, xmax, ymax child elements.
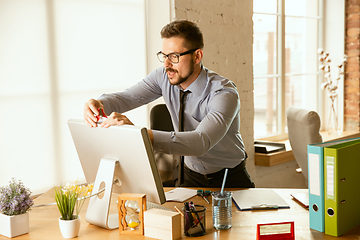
<box><xmin>254</xmin><ymin>141</ymin><xmax>286</xmax><ymax>154</ymax></box>
<box><xmin>307</xmin><ymin>137</ymin><xmax>360</xmax><ymax>237</ymax></box>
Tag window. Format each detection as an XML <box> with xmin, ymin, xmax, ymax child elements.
<box><xmin>0</xmin><ymin>0</ymin><xmax>146</xmax><ymax>194</ymax></box>
<box><xmin>253</xmin><ymin>0</ymin><xmax>322</xmax><ymax>139</ymax></box>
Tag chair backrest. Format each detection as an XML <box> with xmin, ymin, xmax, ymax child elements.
<box><xmin>150</xmin><ymin>104</ymin><xmax>174</xmax><ymax>132</ymax></box>
<box><xmin>286</xmin><ymin>106</ymin><xmax>323</xmax><ymax>184</ymax></box>
<box><xmin>150</xmin><ymin>104</ymin><xmax>175</xmax><ymax>187</ymax></box>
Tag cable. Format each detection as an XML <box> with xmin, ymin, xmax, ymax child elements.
<box><xmin>78</xmin><ymin>187</ymin><xmax>105</xmax><ymax>201</ymax></box>
<box><xmin>33</xmin><ymin>183</ymin><xmax>108</xmax><ymax>208</ymax></box>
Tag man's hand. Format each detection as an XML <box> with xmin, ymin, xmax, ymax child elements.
<box><xmin>84</xmin><ymin>99</ymin><xmax>104</xmax><ymax>127</ymax></box>
<box><xmin>99</xmin><ymin>112</ymin><xmax>134</xmax><ymax>128</ymax></box>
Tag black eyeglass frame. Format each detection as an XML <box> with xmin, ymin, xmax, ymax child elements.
<box><xmin>157</xmin><ymin>49</ymin><xmax>198</xmax><ymax>64</ymax></box>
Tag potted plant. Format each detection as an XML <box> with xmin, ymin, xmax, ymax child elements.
<box><xmin>0</xmin><ymin>178</ymin><xmax>34</xmax><ymax>238</ymax></box>
<box><xmin>54</xmin><ymin>181</ymin><xmax>93</xmax><ymax>238</ymax></box>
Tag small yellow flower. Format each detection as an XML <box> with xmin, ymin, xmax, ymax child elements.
<box><xmin>55</xmin><ymin>181</ymin><xmax>94</xmax><ymax>221</ymax></box>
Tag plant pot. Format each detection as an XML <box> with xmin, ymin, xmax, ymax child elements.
<box><xmin>59</xmin><ymin>215</ymin><xmax>81</xmax><ymax>238</ymax></box>
<box><xmin>0</xmin><ymin>212</ymin><xmax>29</xmax><ymax>238</ymax></box>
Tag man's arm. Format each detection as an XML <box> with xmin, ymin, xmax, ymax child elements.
<box><xmin>84</xmin><ymin>68</ymin><xmax>163</xmax><ymax>129</ymax></box>
<box><xmin>98</xmin><ymin>69</ymin><xmax>163</xmax><ymax>116</ymax></box>
<box><xmin>152</xmin><ymin>89</ymin><xmax>240</xmax><ymax>156</ymax></box>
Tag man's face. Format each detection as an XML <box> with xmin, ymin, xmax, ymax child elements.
<box><xmin>161</xmin><ymin>37</ymin><xmax>195</xmax><ymax>86</ymax></box>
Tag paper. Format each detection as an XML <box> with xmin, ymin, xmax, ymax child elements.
<box><xmin>165</xmin><ymin>188</ymin><xmax>197</xmax><ymax>202</ymax></box>
<box><xmin>232</xmin><ymin>189</ymin><xmax>290</xmax><ymax>211</ymax></box>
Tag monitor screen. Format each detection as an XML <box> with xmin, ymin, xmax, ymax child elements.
<box><xmin>67</xmin><ymin>118</ymin><xmax>166</xmax><ymax>205</ymax></box>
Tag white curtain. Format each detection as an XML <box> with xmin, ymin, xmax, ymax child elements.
<box><xmin>0</xmin><ymin>0</ymin><xmax>147</xmax><ymax>195</ymax></box>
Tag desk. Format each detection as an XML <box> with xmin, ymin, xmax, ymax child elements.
<box><xmin>2</xmin><ymin>188</ymin><xmax>360</xmax><ymax>240</ymax></box>
<box><xmin>255</xmin><ymin>131</ymin><xmax>360</xmax><ymax>167</ymax></box>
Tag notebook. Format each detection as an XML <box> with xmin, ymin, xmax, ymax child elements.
<box><xmin>165</xmin><ymin>188</ymin><xmax>197</xmax><ymax>202</ymax></box>
<box><xmin>232</xmin><ymin>189</ymin><xmax>290</xmax><ymax>211</ymax></box>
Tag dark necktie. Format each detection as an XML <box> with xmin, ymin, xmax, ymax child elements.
<box><xmin>179</xmin><ymin>90</ymin><xmax>188</xmax><ymax>131</ymax></box>
<box><xmin>178</xmin><ymin>90</ymin><xmax>188</xmax><ymax>186</ymax></box>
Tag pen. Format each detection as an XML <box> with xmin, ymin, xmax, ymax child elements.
<box><xmin>201</xmin><ymin>195</ymin><xmax>210</xmax><ymax>204</ymax></box>
<box><xmin>192</xmin><ymin>215</ymin><xmax>204</xmax><ymax>227</ymax></box>
<box><xmin>189</xmin><ymin>202</ymin><xmax>206</xmax><ymax>233</ymax></box>
<box><xmin>184</xmin><ymin>202</ymin><xmax>194</xmax><ymax>223</ymax></box>
<box><xmin>197</xmin><ymin>190</ymin><xmax>210</xmax><ymax>204</ymax></box>
<box><xmin>189</xmin><ymin>202</ymin><xmax>197</xmax><ymax>218</ymax></box>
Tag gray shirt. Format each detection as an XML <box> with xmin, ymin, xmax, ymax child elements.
<box><xmin>99</xmin><ymin>66</ymin><xmax>246</xmax><ymax>174</ymax></box>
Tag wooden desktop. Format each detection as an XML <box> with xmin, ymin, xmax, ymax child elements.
<box><xmin>255</xmin><ymin>131</ymin><xmax>360</xmax><ymax>167</ymax></box>
<box><xmin>2</xmin><ymin>188</ymin><xmax>360</xmax><ymax>240</ymax></box>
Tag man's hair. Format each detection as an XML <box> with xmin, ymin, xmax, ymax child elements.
<box><xmin>160</xmin><ymin>20</ymin><xmax>204</xmax><ymax>50</ymax></box>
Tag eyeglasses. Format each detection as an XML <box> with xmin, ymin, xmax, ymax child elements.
<box><xmin>157</xmin><ymin>49</ymin><xmax>197</xmax><ymax>64</ymax></box>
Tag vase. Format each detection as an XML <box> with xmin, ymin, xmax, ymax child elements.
<box><xmin>328</xmin><ymin>95</ymin><xmax>341</xmax><ymax>134</ymax></box>
<box><xmin>59</xmin><ymin>215</ymin><xmax>81</xmax><ymax>238</ymax></box>
<box><xmin>0</xmin><ymin>212</ymin><xmax>29</xmax><ymax>238</ymax></box>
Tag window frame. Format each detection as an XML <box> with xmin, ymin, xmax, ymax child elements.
<box><xmin>253</xmin><ymin>0</ymin><xmax>324</xmax><ymax>141</ymax></box>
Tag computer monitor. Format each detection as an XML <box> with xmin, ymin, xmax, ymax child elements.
<box><xmin>67</xmin><ymin>118</ymin><xmax>166</xmax><ymax>229</ymax></box>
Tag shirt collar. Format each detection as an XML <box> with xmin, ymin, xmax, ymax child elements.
<box><xmin>178</xmin><ymin>66</ymin><xmax>207</xmax><ymax>97</ymax></box>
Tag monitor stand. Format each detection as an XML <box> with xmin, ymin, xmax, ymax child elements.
<box><xmin>85</xmin><ymin>158</ymin><xmax>120</xmax><ymax>229</ymax></box>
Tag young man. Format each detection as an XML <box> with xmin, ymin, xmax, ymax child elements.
<box><xmin>83</xmin><ymin>20</ymin><xmax>255</xmax><ymax>188</ymax></box>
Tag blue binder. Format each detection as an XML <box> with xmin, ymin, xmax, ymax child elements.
<box><xmin>308</xmin><ymin>137</ymin><xmax>360</xmax><ymax>232</ymax></box>
<box><xmin>308</xmin><ymin>143</ymin><xmax>325</xmax><ymax>232</ymax></box>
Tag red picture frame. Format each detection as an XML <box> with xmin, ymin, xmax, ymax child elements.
<box><xmin>256</xmin><ymin>221</ymin><xmax>294</xmax><ymax>240</ymax></box>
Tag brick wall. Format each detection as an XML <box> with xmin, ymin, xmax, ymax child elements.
<box><xmin>172</xmin><ymin>0</ymin><xmax>309</xmax><ymax>187</ymax></box>
<box><xmin>345</xmin><ymin>0</ymin><xmax>360</xmax><ymax>131</ymax></box>
<box><xmin>173</xmin><ymin>0</ymin><xmax>255</xmax><ymax>168</ymax></box>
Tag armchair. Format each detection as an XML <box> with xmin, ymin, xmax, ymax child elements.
<box><xmin>286</xmin><ymin>106</ymin><xmax>323</xmax><ymax>185</ymax></box>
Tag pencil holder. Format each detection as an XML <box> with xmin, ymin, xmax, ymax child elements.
<box><xmin>183</xmin><ymin>205</ymin><xmax>206</xmax><ymax>237</ymax></box>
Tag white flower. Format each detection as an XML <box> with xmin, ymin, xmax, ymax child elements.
<box><xmin>321</xmin><ymin>82</ymin><xmax>328</xmax><ymax>90</ymax></box>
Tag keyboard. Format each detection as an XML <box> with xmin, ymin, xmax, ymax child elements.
<box><xmin>146</xmin><ymin>201</ymin><xmax>174</xmax><ymax>212</ymax></box>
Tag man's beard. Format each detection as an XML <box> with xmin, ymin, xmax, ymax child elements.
<box><xmin>166</xmin><ymin>60</ymin><xmax>195</xmax><ymax>86</ymax></box>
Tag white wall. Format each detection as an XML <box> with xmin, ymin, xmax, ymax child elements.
<box><xmin>145</xmin><ymin>0</ymin><xmax>173</xmax><ymax>118</ymax></box>
<box><xmin>0</xmin><ymin>0</ymin><xmax>147</xmax><ymax>194</ymax></box>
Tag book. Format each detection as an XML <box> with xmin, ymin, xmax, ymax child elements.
<box><xmin>254</xmin><ymin>141</ymin><xmax>286</xmax><ymax>154</ymax></box>
<box><xmin>165</xmin><ymin>188</ymin><xmax>197</xmax><ymax>202</ymax></box>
